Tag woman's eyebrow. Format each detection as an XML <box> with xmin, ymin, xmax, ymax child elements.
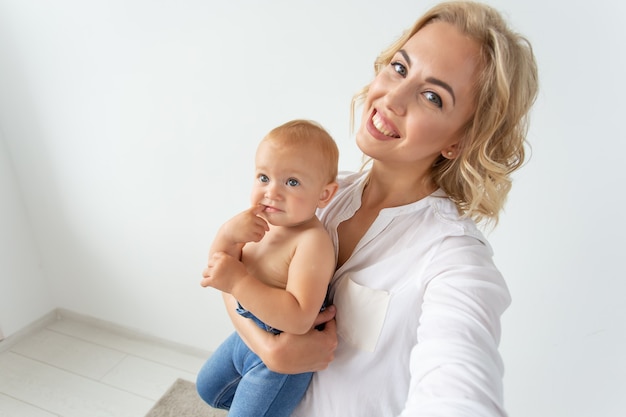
<box><xmin>399</xmin><ymin>49</ymin><xmax>411</xmax><ymax>65</ymax></box>
<box><xmin>425</xmin><ymin>77</ymin><xmax>456</xmax><ymax>105</ymax></box>
<box><xmin>399</xmin><ymin>49</ymin><xmax>456</xmax><ymax>106</ymax></box>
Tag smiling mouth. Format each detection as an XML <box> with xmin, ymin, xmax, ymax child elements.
<box><xmin>372</xmin><ymin>111</ymin><xmax>400</xmax><ymax>138</ymax></box>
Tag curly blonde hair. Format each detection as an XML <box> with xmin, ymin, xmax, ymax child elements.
<box><xmin>352</xmin><ymin>1</ymin><xmax>539</xmax><ymax>225</ymax></box>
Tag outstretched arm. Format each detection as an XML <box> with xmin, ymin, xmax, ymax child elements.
<box><xmin>403</xmin><ymin>236</ymin><xmax>511</xmax><ymax>417</ymax></box>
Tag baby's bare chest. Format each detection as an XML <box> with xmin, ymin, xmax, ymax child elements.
<box><xmin>241</xmin><ymin>235</ymin><xmax>298</xmax><ymax>289</ymax></box>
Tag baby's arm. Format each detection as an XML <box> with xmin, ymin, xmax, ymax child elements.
<box><xmin>209</xmin><ymin>205</ymin><xmax>268</xmax><ymax>260</ymax></box>
<box><xmin>211</xmin><ymin>228</ymin><xmax>335</xmax><ymax>335</ymax></box>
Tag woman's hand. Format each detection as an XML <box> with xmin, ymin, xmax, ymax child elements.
<box><xmin>263</xmin><ymin>305</ymin><xmax>338</xmax><ymax>374</ymax></box>
<box><xmin>222</xmin><ymin>293</ymin><xmax>338</xmax><ymax>374</ymax></box>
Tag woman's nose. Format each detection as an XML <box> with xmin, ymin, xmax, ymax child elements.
<box><xmin>383</xmin><ymin>81</ymin><xmax>409</xmax><ymax>116</ymax></box>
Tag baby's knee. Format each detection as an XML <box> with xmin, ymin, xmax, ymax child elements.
<box><xmin>196</xmin><ymin>372</ymin><xmax>238</xmax><ymax>410</ymax></box>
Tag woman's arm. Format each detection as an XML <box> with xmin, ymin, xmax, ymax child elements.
<box><xmin>222</xmin><ymin>293</ymin><xmax>338</xmax><ymax>374</ymax></box>
<box><xmin>403</xmin><ymin>236</ymin><xmax>511</xmax><ymax>417</ymax></box>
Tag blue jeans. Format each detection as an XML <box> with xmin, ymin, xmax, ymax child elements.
<box><xmin>235</xmin><ymin>303</ymin><xmax>282</xmax><ymax>334</ymax></box>
<box><xmin>196</xmin><ymin>331</ymin><xmax>312</xmax><ymax>417</ymax></box>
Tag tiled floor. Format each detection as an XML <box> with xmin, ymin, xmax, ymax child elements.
<box><xmin>0</xmin><ymin>312</ymin><xmax>210</xmax><ymax>417</ymax></box>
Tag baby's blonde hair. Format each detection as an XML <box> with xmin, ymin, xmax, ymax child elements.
<box><xmin>264</xmin><ymin>119</ymin><xmax>339</xmax><ymax>184</ymax></box>
<box><xmin>352</xmin><ymin>1</ymin><xmax>539</xmax><ymax>225</ymax></box>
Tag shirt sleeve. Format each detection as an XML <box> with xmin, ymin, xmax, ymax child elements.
<box><xmin>401</xmin><ymin>234</ymin><xmax>512</xmax><ymax>417</ymax></box>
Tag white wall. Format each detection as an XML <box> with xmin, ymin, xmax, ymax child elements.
<box><xmin>0</xmin><ymin>1</ymin><xmax>624</xmax><ymax>416</ymax></box>
<box><xmin>0</xmin><ymin>130</ymin><xmax>55</xmax><ymax>337</ymax></box>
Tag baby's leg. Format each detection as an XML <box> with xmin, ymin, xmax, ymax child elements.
<box><xmin>228</xmin><ymin>362</ymin><xmax>313</xmax><ymax>417</ymax></box>
<box><xmin>195</xmin><ymin>332</ymin><xmax>242</xmax><ymax>410</ymax></box>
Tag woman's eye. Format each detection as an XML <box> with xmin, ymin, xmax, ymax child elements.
<box><xmin>258</xmin><ymin>174</ymin><xmax>269</xmax><ymax>183</ymax></box>
<box><xmin>391</xmin><ymin>61</ymin><xmax>407</xmax><ymax>77</ymax></box>
<box><xmin>423</xmin><ymin>91</ymin><xmax>443</xmax><ymax>108</ymax></box>
<box><xmin>286</xmin><ymin>178</ymin><xmax>300</xmax><ymax>187</ymax></box>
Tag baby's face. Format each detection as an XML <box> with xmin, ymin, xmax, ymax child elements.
<box><xmin>250</xmin><ymin>141</ymin><xmax>329</xmax><ymax>227</ymax></box>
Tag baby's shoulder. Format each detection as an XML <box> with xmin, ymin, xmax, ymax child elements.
<box><xmin>292</xmin><ymin>221</ymin><xmax>333</xmax><ymax>253</ymax></box>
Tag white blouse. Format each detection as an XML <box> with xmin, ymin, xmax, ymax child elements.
<box><xmin>292</xmin><ymin>170</ymin><xmax>511</xmax><ymax>417</ymax></box>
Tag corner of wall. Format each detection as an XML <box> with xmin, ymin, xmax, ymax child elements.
<box><xmin>0</xmin><ymin>309</ymin><xmax>58</xmax><ymax>353</ymax></box>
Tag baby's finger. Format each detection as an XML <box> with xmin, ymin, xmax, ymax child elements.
<box><xmin>250</xmin><ymin>204</ymin><xmax>266</xmax><ymax>215</ymax></box>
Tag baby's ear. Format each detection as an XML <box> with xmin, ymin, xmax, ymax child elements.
<box><xmin>318</xmin><ymin>182</ymin><xmax>339</xmax><ymax>208</ymax></box>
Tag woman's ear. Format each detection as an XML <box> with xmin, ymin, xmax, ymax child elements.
<box><xmin>441</xmin><ymin>143</ymin><xmax>459</xmax><ymax>159</ymax></box>
<box><xmin>318</xmin><ymin>182</ymin><xmax>339</xmax><ymax>208</ymax></box>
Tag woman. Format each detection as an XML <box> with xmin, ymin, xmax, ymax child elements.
<box><xmin>199</xmin><ymin>1</ymin><xmax>538</xmax><ymax>416</ymax></box>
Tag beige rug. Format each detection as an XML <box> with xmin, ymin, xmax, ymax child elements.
<box><xmin>145</xmin><ymin>378</ymin><xmax>227</xmax><ymax>417</ymax></box>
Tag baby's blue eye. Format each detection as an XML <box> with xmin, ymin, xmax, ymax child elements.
<box><xmin>258</xmin><ymin>174</ymin><xmax>269</xmax><ymax>183</ymax></box>
<box><xmin>286</xmin><ymin>178</ymin><xmax>300</xmax><ymax>187</ymax></box>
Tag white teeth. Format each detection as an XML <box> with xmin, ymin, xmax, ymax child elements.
<box><xmin>372</xmin><ymin>113</ymin><xmax>398</xmax><ymax>138</ymax></box>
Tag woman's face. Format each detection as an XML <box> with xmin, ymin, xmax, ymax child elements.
<box><xmin>356</xmin><ymin>21</ymin><xmax>482</xmax><ymax>169</ymax></box>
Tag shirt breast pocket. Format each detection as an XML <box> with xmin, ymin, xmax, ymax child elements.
<box><xmin>334</xmin><ymin>276</ymin><xmax>390</xmax><ymax>352</ymax></box>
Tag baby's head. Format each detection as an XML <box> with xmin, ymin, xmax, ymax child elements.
<box><xmin>252</xmin><ymin>120</ymin><xmax>339</xmax><ymax>226</ymax></box>
<box><xmin>261</xmin><ymin>119</ymin><xmax>339</xmax><ymax>185</ymax></box>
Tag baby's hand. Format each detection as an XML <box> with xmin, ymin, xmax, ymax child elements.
<box><xmin>201</xmin><ymin>251</ymin><xmax>249</xmax><ymax>293</ymax></box>
<box><xmin>222</xmin><ymin>204</ymin><xmax>269</xmax><ymax>244</ymax></box>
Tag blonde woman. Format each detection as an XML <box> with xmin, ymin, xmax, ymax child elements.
<box><xmin>199</xmin><ymin>2</ymin><xmax>539</xmax><ymax>416</ymax></box>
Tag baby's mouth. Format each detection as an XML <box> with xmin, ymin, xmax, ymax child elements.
<box><xmin>263</xmin><ymin>205</ymin><xmax>281</xmax><ymax>213</ymax></box>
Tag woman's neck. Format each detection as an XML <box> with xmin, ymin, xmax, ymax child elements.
<box><xmin>362</xmin><ymin>164</ymin><xmax>436</xmax><ymax>209</ymax></box>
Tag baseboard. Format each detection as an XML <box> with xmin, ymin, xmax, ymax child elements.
<box><xmin>0</xmin><ymin>308</ymin><xmax>212</xmax><ymax>358</ymax></box>
<box><xmin>55</xmin><ymin>308</ymin><xmax>212</xmax><ymax>358</ymax></box>
<box><xmin>0</xmin><ymin>309</ymin><xmax>59</xmax><ymax>353</ymax></box>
